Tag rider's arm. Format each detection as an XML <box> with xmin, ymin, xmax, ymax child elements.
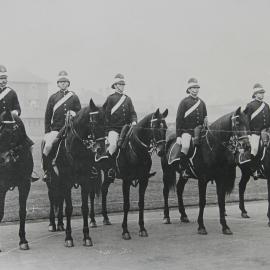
<box><xmin>128</xmin><ymin>98</ymin><xmax>137</xmax><ymax>124</ymax></box>
<box><xmin>44</xmin><ymin>96</ymin><xmax>54</xmax><ymax>134</ymax></box>
<box><xmin>73</xmin><ymin>94</ymin><xmax>81</xmax><ymax>113</ymax></box>
<box><xmin>176</xmin><ymin>100</ymin><xmax>186</xmax><ymax>137</ymax></box>
<box><xmin>11</xmin><ymin>90</ymin><xmax>21</xmax><ymax>116</ymax></box>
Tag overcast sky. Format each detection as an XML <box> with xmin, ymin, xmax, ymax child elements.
<box><xmin>2</xmin><ymin>0</ymin><xmax>270</xmax><ymax>112</ymax></box>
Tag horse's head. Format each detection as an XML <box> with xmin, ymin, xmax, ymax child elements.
<box><xmin>73</xmin><ymin>99</ymin><xmax>106</xmax><ymax>153</ymax></box>
<box><xmin>150</xmin><ymin>108</ymin><xmax>168</xmax><ymax>156</ymax></box>
<box><xmin>0</xmin><ymin>110</ymin><xmax>20</xmax><ymax>168</ymax></box>
<box><xmin>231</xmin><ymin>106</ymin><xmax>250</xmax><ymax>150</ymax></box>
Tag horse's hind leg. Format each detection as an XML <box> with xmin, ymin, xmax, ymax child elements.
<box><xmin>138</xmin><ymin>178</ymin><xmax>149</xmax><ymax>237</ymax></box>
<box><xmin>177</xmin><ymin>175</ymin><xmax>189</xmax><ymax>223</ymax></box>
<box><xmin>64</xmin><ymin>188</ymin><xmax>74</xmax><ymax>247</ymax></box>
<box><xmin>197</xmin><ymin>180</ymin><xmax>208</xmax><ymax>235</ymax></box>
<box><xmin>216</xmin><ymin>181</ymin><xmax>232</xmax><ymax>235</ymax></box>
<box><xmin>102</xmin><ymin>172</ymin><xmax>112</xmax><ymax>225</ymax></box>
<box><xmin>89</xmin><ymin>190</ymin><xmax>97</xmax><ymax>228</ymax></box>
<box><xmin>122</xmin><ymin>180</ymin><xmax>131</xmax><ymax>240</ymax></box>
<box><xmin>81</xmin><ymin>184</ymin><xmax>93</xmax><ymax>246</ymax></box>
<box><xmin>18</xmin><ymin>181</ymin><xmax>31</xmax><ymax>250</ymax></box>
<box><xmin>47</xmin><ymin>184</ymin><xmax>56</xmax><ymax>232</ymax></box>
<box><xmin>0</xmin><ymin>188</ymin><xmax>7</xmax><ymax>223</ymax></box>
<box><xmin>239</xmin><ymin>170</ymin><xmax>251</xmax><ymax>218</ymax></box>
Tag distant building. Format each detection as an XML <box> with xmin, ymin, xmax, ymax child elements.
<box><xmin>8</xmin><ymin>69</ymin><xmax>49</xmax><ymax>118</ymax></box>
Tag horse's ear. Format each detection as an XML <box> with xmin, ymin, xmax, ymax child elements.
<box><xmin>162</xmin><ymin>109</ymin><xmax>168</xmax><ymax>118</ymax></box>
<box><xmin>154</xmin><ymin>108</ymin><xmax>160</xmax><ymax>118</ymax></box>
<box><xmin>235</xmin><ymin>106</ymin><xmax>241</xmax><ymax>116</ymax></box>
<box><xmin>89</xmin><ymin>98</ymin><xmax>97</xmax><ymax>110</ymax></box>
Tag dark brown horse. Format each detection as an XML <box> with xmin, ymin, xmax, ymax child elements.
<box><xmin>238</xmin><ymin>128</ymin><xmax>270</xmax><ymax>225</ymax></box>
<box><xmin>0</xmin><ymin>111</ymin><xmax>34</xmax><ymax>251</ymax></box>
<box><xmin>162</xmin><ymin>107</ymin><xmax>250</xmax><ymax>234</ymax></box>
<box><xmin>45</xmin><ymin>99</ymin><xmax>105</xmax><ymax>247</ymax></box>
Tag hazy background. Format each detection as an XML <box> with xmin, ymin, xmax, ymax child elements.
<box><xmin>2</xmin><ymin>0</ymin><xmax>270</xmax><ymax>121</ymax></box>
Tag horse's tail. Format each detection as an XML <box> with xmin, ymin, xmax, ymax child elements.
<box><xmin>161</xmin><ymin>155</ymin><xmax>176</xmax><ymax>191</ymax></box>
<box><xmin>224</xmin><ymin>167</ymin><xmax>236</xmax><ymax>195</ymax></box>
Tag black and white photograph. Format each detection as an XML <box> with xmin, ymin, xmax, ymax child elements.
<box><xmin>1</xmin><ymin>0</ymin><xmax>270</xmax><ymax>269</ymax></box>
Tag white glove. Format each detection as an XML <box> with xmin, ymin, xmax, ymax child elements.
<box><xmin>11</xmin><ymin>110</ymin><xmax>19</xmax><ymax>116</ymax></box>
<box><xmin>67</xmin><ymin>110</ymin><xmax>76</xmax><ymax>117</ymax></box>
<box><xmin>131</xmin><ymin>121</ymin><xmax>137</xmax><ymax>126</ymax></box>
<box><xmin>176</xmin><ymin>137</ymin><xmax>181</xmax><ymax>145</ymax></box>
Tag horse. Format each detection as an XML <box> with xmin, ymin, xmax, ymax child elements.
<box><xmin>114</xmin><ymin>108</ymin><xmax>168</xmax><ymax>239</ymax></box>
<box><xmin>161</xmin><ymin>107</ymin><xmax>250</xmax><ymax>234</ymax></box>
<box><xmin>0</xmin><ymin>110</ymin><xmax>34</xmax><ymax>251</ymax></box>
<box><xmin>238</xmin><ymin>128</ymin><xmax>270</xmax><ymax>225</ymax></box>
<box><xmin>45</xmin><ymin>99</ymin><xmax>105</xmax><ymax>247</ymax></box>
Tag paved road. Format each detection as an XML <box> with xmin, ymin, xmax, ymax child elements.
<box><xmin>1</xmin><ymin>201</ymin><xmax>270</xmax><ymax>270</ymax></box>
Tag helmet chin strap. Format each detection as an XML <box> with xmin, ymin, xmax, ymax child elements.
<box><xmin>115</xmin><ymin>85</ymin><xmax>123</xmax><ymax>94</ymax></box>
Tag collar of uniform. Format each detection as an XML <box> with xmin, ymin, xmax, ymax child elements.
<box><xmin>60</xmin><ymin>89</ymin><xmax>69</xmax><ymax>95</ymax></box>
<box><xmin>0</xmin><ymin>86</ymin><xmax>6</xmax><ymax>93</ymax></box>
<box><xmin>254</xmin><ymin>98</ymin><xmax>263</xmax><ymax>103</ymax></box>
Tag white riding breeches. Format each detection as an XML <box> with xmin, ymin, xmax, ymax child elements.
<box><xmin>107</xmin><ymin>130</ymin><xmax>119</xmax><ymax>155</ymax></box>
<box><xmin>249</xmin><ymin>134</ymin><xmax>260</xmax><ymax>157</ymax></box>
<box><xmin>181</xmin><ymin>133</ymin><xmax>192</xmax><ymax>155</ymax></box>
<box><xmin>43</xmin><ymin>131</ymin><xmax>59</xmax><ymax>156</ymax></box>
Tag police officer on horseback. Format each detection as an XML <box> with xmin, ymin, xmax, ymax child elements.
<box><xmin>175</xmin><ymin>78</ymin><xmax>208</xmax><ymax>177</ymax></box>
<box><xmin>42</xmin><ymin>71</ymin><xmax>81</xmax><ymax>181</ymax></box>
<box><xmin>0</xmin><ymin>65</ymin><xmax>38</xmax><ymax>181</ymax></box>
<box><xmin>244</xmin><ymin>83</ymin><xmax>270</xmax><ymax>179</ymax></box>
<box><xmin>103</xmin><ymin>73</ymin><xmax>137</xmax><ymax>179</ymax></box>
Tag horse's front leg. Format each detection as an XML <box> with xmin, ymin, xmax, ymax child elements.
<box><xmin>0</xmin><ymin>187</ymin><xmax>7</xmax><ymax>252</ymax></box>
<box><xmin>197</xmin><ymin>180</ymin><xmax>208</xmax><ymax>235</ymax></box>
<box><xmin>216</xmin><ymin>181</ymin><xmax>233</xmax><ymax>235</ymax></box>
<box><xmin>57</xmin><ymin>199</ymin><xmax>65</xmax><ymax>231</ymax></box>
<box><xmin>81</xmin><ymin>184</ymin><xmax>93</xmax><ymax>246</ymax></box>
<box><xmin>239</xmin><ymin>169</ymin><xmax>251</xmax><ymax>218</ymax></box>
<box><xmin>267</xmin><ymin>178</ymin><xmax>270</xmax><ymax>227</ymax></box>
<box><xmin>177</xmin><ymin>175</ymin><xmax>189</xmax><ymax>223</ymax></box>
<box><xmin>102</xmin><ymin>172</ymin><xmax>112</xmax><ymax>225</ymax></box>
<box><xmin>64</xmin><ymin>188</ymin><xmax>74</xmax><ymax>247</ymax></box>
<box><xmin>89</xmin><ymin>190</ymin><xmax>97</xmax><ymax>228</ymax></box>
<box><xmin>122</xmin><ymin>180</ymin><xmax>131</xmax><ymax>240</ymax></box>
<box><xmin>18</xmin><ymin>181</ymin><xmax>31</xmax><ymax>250</ymax></box>
<box><xmin>138</xmin><ymin>178</ymin><xmax>149</xmax><ymax>237</ymax></box>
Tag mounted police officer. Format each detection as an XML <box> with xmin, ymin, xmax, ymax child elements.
<box><xmin>244</xmin><ymin>83</ymin><xmax>270</xmax><ymax>178</ymax></box>
<box><xmin>175</xmin><ymin>78</ymin><xmax>208</xmax><ymax>177</ymax></box>
<box><xmin>0</xmin><ymin>65</ymin><xmax>39</xmax><ymax>181</ymax></box>
<box><xmin>103</xmin><ymin>73</ymin><xmax>137</xmax><ymax>178</ymax></box>
<box><xmin>42</xmin><ymin>71</ymin><xmax>81</xmax><ymax>181</ymax></box>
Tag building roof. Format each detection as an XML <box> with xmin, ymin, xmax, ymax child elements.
<box><xmin>8</xmin><ymin>69</ymin><xmax>49</xmax><ymax>84</ymax></box>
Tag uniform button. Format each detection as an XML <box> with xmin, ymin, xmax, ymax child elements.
<box><xmin>3</xmin><ymin>101</ymin><xmax>5</xmax><ymax>103</ymax></box>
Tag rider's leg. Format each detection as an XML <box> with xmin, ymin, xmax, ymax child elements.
<box><xmin>107</xmin><ymin>130</ymin><xmax>119</xmax><ymax>180</ymax></box>
<box><xmin>179</xmin><ymin>133</ymin><xmax>191</xmax><ymax>172</ymax></box>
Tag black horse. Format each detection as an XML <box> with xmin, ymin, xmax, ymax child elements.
<box><xmin>0</xmin><ymin>111</ymin><xmax>34</xmax><ymax>251</ymax></box>
<box><xmin>162</xmin><ymin>107</ymin><xmax>250</xmax><ymax>234</ymax></box>
<box><xmin>238</xmin><ymin>128</ymin><xmax>270</xmax><ymax>225</ymax></box>
<box><xmin>115</xmin><ymin>108</ymin><xmax>168</xmax><ymax>239</ymax></box>
<box><xmin>45</xmin><ymin>99</ymin><xmax>105</xmax><ymax>247</ymax></box>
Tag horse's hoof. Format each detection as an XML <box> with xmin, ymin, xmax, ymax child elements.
<box><xmin>163</xmin><ymin>217</ymin><xmax>171</xmax><ymax>224</ymax></box>
<box><xmin>139</xmin><ymin>230</ymin><xmax>148</xmax><ymax>237</ymax></box>
<box><xmin>83</xmin><ymin>238</ymin><xmax>93</xmax><ymax>247</ymax></box>
<box><xmin>198</xmin><ymin>228</ymin><xmax>208</xmax><ymax>235</ymax></box>
<box><xmin>223</xmin><ymin>228</ymin><xmax>233</xmax><ymax>235</ymax></box>
<box><xmin>57</xmin><ymin>224</ymin><xmax>65</xmax><ymax>231</ymax></box>
<box><xmin>65</xmin><ymin>240</ymin><xmax>74</xmax><ymax>247</ymax></box>
<box><xmin>90</xmin><ymin>221</ymin><xmax>97</xmax><ymax>228</ymax></box>
<box><xmin>181</xmin><ymin>216</ymin><xmax>190</xmax><ymax>223</ymax></box>
<box><xmin>103</xmin><ymin>218</ymin><xmax>112</xmax><ymax>225</ymax></box>
<box><xmin>19</xmin><ymin>243</ymin><xmax>29</xmax><ymax>250</ymax></box>
<box><xmin>48</xmin><ymin>225</ymin><xmax>56</xmax><ymax>232</ymax></box>
<box><xmin>241</xmin><ymin>213</ymin><xmax>250</xmax><ymax>219</ymax></box>
<box><xmin>122</xmin><ymin>232</ymin><xmax>131</xmax><ymax>240</ymax></box>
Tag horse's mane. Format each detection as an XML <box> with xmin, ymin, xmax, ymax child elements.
<box><xmin>137</xmin><ymin>113</ymin><xmax>152</xmax><ymax>128</ymax></box>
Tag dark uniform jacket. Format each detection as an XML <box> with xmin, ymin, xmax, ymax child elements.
<box><xmin>244</xmin><ymin>99</ymin><xmax>270</xmax><ymax>135</ymax></box>
<box><xmin>103</xmin><ymin>92</ymin><xmax>137</xmax><ymax>133</ymax></box>
<box><xmin>176</xmin><ymin>95</ymin><xmax>207</xmax><ymax>137</ymax></box>
<box><xmin>0</xmin><ymin>86</ymin><xmax>21</xmax><ymax>115</ymax></box>
<box><xmin>45</xmin><ymin>90</ymin><xmax>81</xmax><ymax>133</ymax></box>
